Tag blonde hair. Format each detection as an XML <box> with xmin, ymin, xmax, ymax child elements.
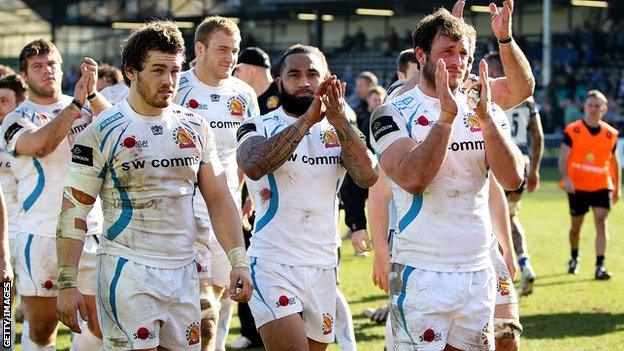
<box><xmin>194</xmin><ymin>16</ymin><xmax>240</xmax><ymax>45</ymax></box>
<box><xmin>586</xmin><ymin>89</ymin><xmax>607</xmax><ymax>105</ymax></box>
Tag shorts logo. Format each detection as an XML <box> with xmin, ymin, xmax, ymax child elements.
<box><xmin>151</xmin><ymin>125</ymin><xmax>163</xmax><ymax>135</ymax></box>
<box><xmin>419</xmin><ymin>328</ymin><xmax>442</xmax><ymax>343</ymax></box>
<box><xmin>371</xmin><ymin>115</ymin><xmax>400</xmax><ymax>141</ymax></box>
<box><xmin>186</xmin><ymin>322</ymin><xmax>200</xmax><ymax>345</ymax></box>
<box><xmin>71</xmin><ymin>144</ymin><xmax>94</xmax><ymax>166</ymax></box>
<box><xmin>266</xmin><ymin>95</ymin><xmax>279</xmax><ymax>109</ymax></box>
<box><xmin>42</xmin><ymin>280</ymin><xmax>55</xmax><ymax>290</ymax></box>
<box><xmin>228</xmin><ymin>97</ymin><xmax>245</xmax><ymax>116</ymax></box>
<box><xmin>321</xmin><ymin>129</ymin><xmax>340</xmax><ymax>148</ymax></box>
<box><xmin>4</xmin><ymin>122</ymin><xmax>23</xmax><ymax>143</ymax></box>
<box><xmin>481</xmin><ymin>322</ymin><xmax>492</xmax><ymax>345</ymax></box>
<box><xmin>497</xmin><ymin>277</ymin><xmax>511</xmax><ymax>296</ymax></box>
<box><xmin>276</xmin><ymin>295</ymin><xmax>295</xmax><ymax>307</ymax></box>
<box><xmin>210</xmin><ymin>94</ymin><xmax>220</xmax><ymax>102</ymax></box>
<box><xmin>173</xmin><ymin>126</ymin><xmax>197</xmax><ymax>148</ymax></box>
<box><xmin>133</xmin><ymin>327</ymin><xmax>155</xmax><ymax>340</ymax></box>
<box><xmin>322</xmin><ymin>313</ymin><xmax>333</xmax><ymax>335</ymax></box>
<box><xmin>463</xmin><ymin>114</ymin><xmax>481</xmax><ymax>132</ymax></box>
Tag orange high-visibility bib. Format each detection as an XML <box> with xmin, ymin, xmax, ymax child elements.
<box><xmin>561</xmin><ymin>120</ymin><xmax>618</xmax><ymax>191</ymax></box>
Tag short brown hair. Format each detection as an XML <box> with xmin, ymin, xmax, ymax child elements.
<box><xmin>120</xmin><ymin>20</ymin><xmax>186</xmax><ymax>86</ymax></box>
<box><xmin>356</xmin><ymin>71</ymin><xmax>378</xmax><ymax>86</ymax></box>
<box><xmin>586</xmin><ymin>89</ymin><xmax>608</xmax><ymax>105</ymax></box>
<box><xmin>368</xmin><ymin>85</ymin><xmax>387</xmax><ymax>98</ymax></box>
<box><xmin>0</xmin><ymin>65</ymin><xmax>15</xmax><ymax>79</ymax></box>
<box><xmin>18</xmin><ymin>39</ymin><xmax>61</xmax><ymax>73</ymax></box>
<box><xmin>412</xmin><ymin>9</ymin><xmax>476</xmax><ymax>66</ymax></box>
<box><xmin>98</xmin><ymin>64</ymin><xmax>123</xmax><ymax>85</ymax></box>
<box><xmin>194</xmin><ymin>16</ymin><xmax>240</xmax><ymax>45</ymax></box>
<box><xmin>397</xmin><ymin>49</ymin><xmax>417</xmax><ymax>75</ymax></box>
<box><xmin>0</xmin><ymin>74</ymin><xmax>28</xmax><ymax>101</ymax></box>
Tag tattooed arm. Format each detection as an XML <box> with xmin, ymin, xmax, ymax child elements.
<box><xmin>237</xmin><ymin>117</ymin><xmax>316</xmax><ymax>180</ymax></box>
<box><xmin>323</xmin><ymin>78</ymin><xmax>377</xmax><ymax>187</ymax></box>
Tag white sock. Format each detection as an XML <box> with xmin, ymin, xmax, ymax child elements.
<box><xmin>335</xmin><ymin>288</ymin><xmax>357</xmax><ymax>351</ymax></box>
<box><xmin>214</xmin><ymin>294</ymin><xmax>233</xmax><ymax>351</ymax></box>
<box><xmin>384</xmin><ymin>312</ymin><xmax>393</xmax><ymax>351</ymax></box>
<box><xmin>70</xmin><ymin>320</ymin><xmax>103</xmax><ymax>351</ymax></box>
<box><xmin>20</xmin><ymin>320</ymin><xmax>55</xmax><ymax>351</ymax></box>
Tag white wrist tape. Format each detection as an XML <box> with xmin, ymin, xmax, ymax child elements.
<box><xmin>226</xmin><ymin>247</ymin><xmax>249</xmax><ymax>269</ymax></box>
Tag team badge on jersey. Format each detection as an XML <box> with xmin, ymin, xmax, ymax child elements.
<box><xmin>173</xmin><ymin>126</ymin><xmax>197</xmax><ymax>148</ymax></box>
<box><xmin>463</xmin><ymin>113</ymin><xmax>481</xmax><ymax>132</ymax></box>
<box><xmin>321</xmin><ymin>129</ymin><xmax>340</xmax><ymax>148</ymax></box>
<box><xmin>497</xmin><ymin>277</ymin><xmax>511</xmax><ymax>296</ymax></box>
<box><xmin>151</xmin><ymin>125</ymin><xmax>163</xmax><ymax>135</ymax></box>
<box><xmin>585</xmin><ymin>152</ymin><xmax>595</xmax><ymax>163</ymax></box>
<box><xmin>266</xmin><ymin>95</ymin><xmax>279</xmax><ymax>109</ymax></box>
<box><xmin>186</xmin><ymin>322</ymin><xmax>200</xmax><ymax>345</ymax></box>
<box><xmin>210</xmin><ymin>94</ymin><xmax>220</xmax><ymax>102</ymax></box>
<box><xmin>228</xmin><ymin>96</ymin><xmax>245</xmax><ymax>116</ymax></box>
<box><xmin>416</xmin><ymin>115</ymin><xmax>432</xmax><ymax>127</ymax></box>
<box><xmin>322</xmin><ymin>313</ymin><xmax>334</xmax><ymax>335</ymax></box>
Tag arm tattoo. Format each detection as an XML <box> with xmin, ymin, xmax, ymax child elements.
<box><xmin>334</xmin><ymin>123</ymin><xmax>377</xmax><ymax>188</ymax></box>
<box><xmin>238</xmin><ymin>118</ymin><xmax>311</xmax><ymax>178</ymax></box>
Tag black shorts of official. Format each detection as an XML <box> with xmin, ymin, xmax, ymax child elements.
<box><xmin>567</xmin><ymin>189</ymin><xmax>611</xmax><ymax>216</ymax></box>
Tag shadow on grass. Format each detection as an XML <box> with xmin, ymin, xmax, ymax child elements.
<box><xmin>349</xmin><ymin>294</ymin><xmax>388</xmax><ymax>304</ymax></box>
<box><xmin>533</xmin><ymin>277</ymin><xmax>596</xmax><ymax>288</ymax></box>
<box><xmin>522</xmin><ymin>312</ymin><xmax>624</xmax><ymax>339</ymax></box>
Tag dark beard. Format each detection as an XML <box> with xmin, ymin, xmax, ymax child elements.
<box><xmin>279</xmin><ymin>84</ymin><xmax>314</xmax><ymax>116</ymax></box>
<box><xmin>422</xmin><ymin>55</ymin><xmax>436</xmax><ymax>88</ymax></box>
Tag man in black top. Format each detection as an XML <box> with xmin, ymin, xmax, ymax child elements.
<box><xmin>234</xmin><ymin>47</ymin><xmax>280</xmax><ymax>115</ymax></box>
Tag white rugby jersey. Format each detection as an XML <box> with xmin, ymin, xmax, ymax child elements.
<box><xmin>175</xmin><ymin>70</ymin><xmax>259</xmax><ymax>223</ymax></box>
<box><xmin>0</xmin><ymin>144</ymin><xmax>19</xmax><ymax>238</ymax></box>
<box><xmin>65</xmin><ymin>99</ymin><xmax>221</xmax><ymax>268</ymax></box>
<box><xmin>100</xmin><ymin>83</ymin><xmax>129</xmax><ymax>105</ymax></box>
<box><xmin>506</xmin><ymin>99</ymin><xmax>538</xmax><ymax>153</ymax></box>
<box><xmin>237</xmin><ymin>107</ymin><xmax>347</xmax><ymax>268</ymax></box>
<box><xmin>1</xmin><ymin>95</ymin><xmax>102</xmax><ymax>237</ymax></box>
<box><xmin>370</xmin><ymin>86</ymin><xmax>510</xmax><ymax>272</ymax></box>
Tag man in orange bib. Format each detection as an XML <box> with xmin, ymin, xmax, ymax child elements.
<box><xmin>558</xmin><ymin>89</ymin><xmax>620</xmax><ymax>280</ymax></box>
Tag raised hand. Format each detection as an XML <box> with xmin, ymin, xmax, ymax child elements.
<box><xmin>490</xmin><ymin>0</ymin><xmax>514</xmax><ymax>41</ymax></box>
<box><xmin>302</xmin><ymin>77</ymin><xmax>331</xmax><ymax>125</ymax></box>
<box><xmin>476</xmin><ymin>59</ymin><xmax>493</xmax><ymax>121</ymax></box>
<box><xmin>321</xmin><ymin>76</ymin><xmax>349</xmax><ymax>127</ymax></box>
<box><xmin>80</xmin><ymin>57</ymin><xmax>98</xmax><ymax>95</ymax></box>
<box><xmin>435</xmin><ymin>59</ymin><xmax>458</xmax><ymax>123</ymax></box>
<box><xmin>452</xmin><ymin>0</ymin><xmax>466</xmax><ymax>21</ymax></box>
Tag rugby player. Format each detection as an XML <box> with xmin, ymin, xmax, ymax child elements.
<box><xmin>236</xmin><ymin>44</ymin><xmax>377</xmax><ymax>351</ymax></box>
<box><xmin>0</xmin><ymin>73</ymin><xmax>27</xmax><ymax>348</ymax></box>
<box><xmin>173</xmin><ymin>16</ymin><xmax>259</xmax><ymax>351</ymax></box>
<box><xmin>0</xmin><ymin>39</ymin><xmax>109</xmax><ymax>351</ymax></box>
<box><xmin>97</xmin><ymin>64</ymin><xmax>129</xmax><ymax>105</ymax></box>
<box><xmin>484</xmin><ymin>51</ymin><xmax>543</xmax><ymax>296</ymax></box>
<box><xmin>55</xmin><ymin>20</ymin><xmax>253</xmax><ymax>351</ymax></box>
<box><xmin>370</xmin><ymin>3</ymin><xmax>530</xmax><ymax>348</ymax></box>
<box><xmin>559</xmin><ymin>89</ymin><xmax>620</xmax><ymax>280</ymax></box>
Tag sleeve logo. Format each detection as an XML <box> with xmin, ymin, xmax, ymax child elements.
<box><xmin>236</xmin><ymin>123</ymin><xmax>257</xmax><ymax>142</ymax></box>
<box><xmin>71</xmin><ymin>144</ymin><xmax>94</xmax><ymax>166</ymax></box>
<box><xmin>4</xmin><ymin>122</ymin><xmax>24</xmax><ymax>143</ymax></box>
<box><xmin>371</xmin><ymin>115</ymin><xmax>399</xmax><ymax>142</ymax></box>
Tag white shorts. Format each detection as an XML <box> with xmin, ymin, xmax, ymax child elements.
<box><xmin>248</xmin><ymin>257</ymin><xmax>337</xmax><ymax>344</ymax></box>
<box><xmin>15</xmin><ymin>232</ymin><xmax>97</xmax><ymax>297</ymax></box>
<box><xmin>389</xmin><ymin>263</ymin><xmax>495</xmax><ymax>351</ymax></box>
<box><xmin>195</xmin><ymin>217</ymin><xmax>231</xmax><ymax>288</ymax></box>
<box><xmin>490</xmin><ymin>241</ymin><xmax>518</xmax><ymax>305</ymax></box>
<box><xmin>96</xmin><ymin>254</ymin><xmax>201</xmax><ymax>351</ymax></box>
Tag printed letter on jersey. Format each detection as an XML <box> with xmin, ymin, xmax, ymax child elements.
<box><xmin>71</xmin><ymin>144</ymin><xmax>94</xmax><ymax>166</ymax></box>
<box><xmin>371</xmin><ymin>115</ymin><xmax>399</xmax><ymax>142</ymax></box>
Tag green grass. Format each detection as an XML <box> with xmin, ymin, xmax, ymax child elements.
<box><xmin>10</xmin><ymin>167</ymin><xmax>624</xmax><ymax>350</ymax></box>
